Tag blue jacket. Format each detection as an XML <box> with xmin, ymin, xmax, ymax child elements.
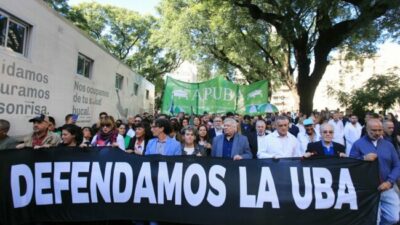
<box><xmin>145</xmin><ymin>137</ymin><xmax>182</xmax><ymax>156</ymax></box>
<box><xmin>350</xmin><ymin>135</ymin><xmax>400</xmax><ymax>184</ymax></box>
<box><xmin>211</xmin><ymin>133</ymin><xmax>252</xmax><ymax>159</ymax></box>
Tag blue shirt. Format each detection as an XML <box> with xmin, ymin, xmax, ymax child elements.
<box><xmin>321</xmin><ymin>141</ymin><xmax>334</xmax><ymax>156</ymax></box>
<box><xmin>222</xmin><ymin>136</ymin><xmax>234</xmax><ymax>158</ymax></box>
<box><xmin>350</xmin><ymin>135</ymin><xmax>400</xmax><ymax>184</ymax></box>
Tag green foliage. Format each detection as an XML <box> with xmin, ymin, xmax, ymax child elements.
<box><xmin>328</xmin><ymin>70</ymin><xmax>400</xmax><ymax>114</ymax></box>
<box><xmin>45</xmin><ymin>0</ymin><xmax>181</xmax><ymax>98</ymax></box>
<box><xmin>155</xmin><ymin>0</ymin><xmax>400</xmax><ymax>113</ymax></box>
<box><xmin>153</xmin><ymin>0</ymin><xmax>287</xmax><ymax>84</ymax></box>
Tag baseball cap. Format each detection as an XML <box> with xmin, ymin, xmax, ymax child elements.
<box><xmin>29</xmin><ymin>114</ymin><xmax>50</xmax><ymax>123</ymax></box>
<box><xmin>303</xmin><ymin>118</ymin><xmax>314</xmax><ymax>126</ymax></box>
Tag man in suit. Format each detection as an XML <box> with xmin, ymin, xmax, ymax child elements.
<box><xmin>211</xmin><ymin>118</ymin><xmax>252</xmax><ymax>160</ymax></box>
<box><xmin>145</xmin><ymin>118</ymin><xmax>181</xmax><ymax>156</ymax></box>
<box><xmin>240</xmin><ymin>115</ymin><xmax>254</xmax><ymax>136</ymax></box>
<box><xmin>247</xmin><ymin>120</ymin><xmax>268</xmax><ymax>159</ymax></box>
<box><xmin>304</xmin><ymin>123</ymin><xmax>346</xmax><ymax>158</ymax></box>
<box><xmin>208</xmin><ymin>116</ymin><xmax>224</xmax><ymax>142</ymax></box>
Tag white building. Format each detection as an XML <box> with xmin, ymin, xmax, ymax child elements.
<box><xmin>314</xmin><ymin>42</ymin><xmax>400</xmax><ymax>112</ymax></box>
<box><xmin>0</xmin><ymin>0</ymin><xmax>155</xmax><ymax>136</ymax></box>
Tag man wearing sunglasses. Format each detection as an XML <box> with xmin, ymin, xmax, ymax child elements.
<box><xmin>304</xmin><ymin>123</ymin><xmax>345</xmax><ymax>158</ymax></box>
<box><xmin>297</xmin><ymin>118</ymin><xmax>320</xmax><ymax>155</ymax></box>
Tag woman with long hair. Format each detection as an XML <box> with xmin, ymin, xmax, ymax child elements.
<box><xmin>80</xmin><ymin>126</ymin><xmax>93</xmax><ymax>147</ymax></box>
<box><xmin>117</xmin><ymin>123</ymin><xmax>131</xmax><ymax>149</ymax></box>
<box><xmin>60</xmin><ymin>124</ymin><xmax>83</xmax><ymax>147</ymax></box>
<box><xmin>91</xmin><ymin>117</ymin><xmax>125</xmax><ymax>150</ymax></box>
<box><xmin>181</xmin><ymin>126</ymin><xmax>206</xmax><ymax>156</ymax></box>
<box><xmin>126</xmin><ymin>122</ymin><xmax>151</xmax><ymax>155</ymax></box>
<box><xmin>197</xmin><ymin>124</ymin><xmax>211</xmax><ymax>156</ymax></box>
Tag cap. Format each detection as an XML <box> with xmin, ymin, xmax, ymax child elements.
<box><xmin>29</xmin><ymin>114</ymin><xmax>50</xmax><ymax>123</ymax></box>
<box><xmin>303</xmin><ymin>118</ymin><xmax>314</xmax><ymax>126</ymax></box>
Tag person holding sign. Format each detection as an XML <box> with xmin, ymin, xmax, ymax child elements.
<box><xmin>304</xmin><ymin>123</ymin><xmax>346</xmax><ymax>158</ymax></box>
<box><xmin>181</xmin><ymin>126</ymin><xmax>206</xmax><ymax>156</ymax></box>
<box><xmin>350</xmin><ymin>119</ymin><xmax>400</xmax><ymax>225</ymax></box>
<box><xmin>145</xmin><ymin>118</ymin><xmax>181</xmax><ymax>156</ymax></box>
<box><xmin>257</xmin><ymin>116</ymin><xmax>301</xmax><ymax>159</ymax></box>
<box><xmin>211</xmin><ymin>118</ymin><xmax>252</xmax><ymax>160</ymax></box>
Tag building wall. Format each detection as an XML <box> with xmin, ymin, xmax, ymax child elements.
<box><xmin>0</xmin><ymin>0</ymin><xmax>154</xmax><ymax>136</ymax></box>
<box><xmin>313</xmin><ymin>42</ymin><xmax>400</xmax><ymax>112</ymax></box>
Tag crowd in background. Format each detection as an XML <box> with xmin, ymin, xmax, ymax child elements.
<box><xmin>0</xmin><ymin>109</ymin><xmax>400</xmax><ymax>225</ymax></box>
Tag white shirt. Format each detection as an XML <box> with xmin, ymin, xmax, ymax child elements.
<box><xmin>257</xmin><ymin>131</ymin><xmax>301</xmax><ymax>159</ymax></box>
<box><xmin>328</xmin><ymin>119</ymin><xmax>345</xmax><ymax>145</ymax></box>
<box><xmin>297</xmin><ymin>131</ymin><xmax>320</xmax><ymax>154</ymax></box>
<box><xmin>344</xmin><ymin>122</ymin><xmax>362</xmax><ymax>155</ymax></box>
<box><xmin>215</xmin><ymin>128</ymin><xmax>223</xmax><ymax>136</ymax></box>
<box><xmin>126</xmin><ymin>128</ymin><xmax>135</xmax><ymax>138</ymax></box>
<box><xmin>257</xmin><ymin>134</ymin><xmax>268</xmax><ymax>153</ymax></box>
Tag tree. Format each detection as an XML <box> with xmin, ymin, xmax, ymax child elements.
<box><xmin>155</xmin><ymin>0</ymin><xmax>400</xmax><ymax>114</ymax></box>
<box><xmin>70</xmin><ymin>3</ymin><xmax>181</xmax><ymax>94</ymax></box>
<box><xmin>328</xmin><ymin>71</ymin><xmax>400</xmax><ymax>116</ymax></box>
<box><xmin>44</xmin><ymin>1</ymin><xmax>181</xmax><ymax>103</ymax></box>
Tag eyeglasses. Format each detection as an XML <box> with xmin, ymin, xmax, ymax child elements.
<box><xmin>134</xmin><ymin>120</ymin><xmax>141</xmax><ymax>122</ymax></box>
<box><xmin>322</xmin><ymin>131</ymin><xmax>334</xmax><ymax>134</ymax></box>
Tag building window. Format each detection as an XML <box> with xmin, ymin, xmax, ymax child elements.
<box><xmin>133</xmin><ymin>83</ymin><xmax>139</xmax><ymax>96</ymax></box>
<box><xmin>0</xmin><ymin>11</ymin><xmax>29</xmax><ymax>55</ymax></box>
<box><xmin>77</xmin><ymin>53</ymin><xmax>93</xmax><ymax>78</ymax></box>
<box><xmin>115</xmin><ymin>74</ymin><xmax>124</xmax><ymax>90</ymax></box>
<box><xmin>146</xmin><ymin>90</ymin><xmax>149</xmax><ymax>100</ymax></box>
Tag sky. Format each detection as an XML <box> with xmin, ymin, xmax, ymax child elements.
<box><xmin>68</xmin><ymin>0</ymin><xmax>161</xmax><ymax>15</ymax></box>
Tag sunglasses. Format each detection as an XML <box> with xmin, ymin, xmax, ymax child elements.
<box><xmin>102</xmin><ymin>124</ymin><xmax>112</xmax><ymax>128</ymax></box>
<box><xmin>322</xmin><ymin>131</ymin><xmax>334</xmax><ymax>134</ymax></box>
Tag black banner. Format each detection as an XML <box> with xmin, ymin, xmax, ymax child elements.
<box><xmin>0</xmin><ymin>147</ymin><xmax>380</xmax><ymax>225</ymax></box>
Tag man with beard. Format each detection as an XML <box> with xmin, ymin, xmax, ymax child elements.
<box><xmin>297</xmin><ymin>118</ymin><xmax>320</xmax><ymax>155</ymax></box>
<box><xmin>16</xmin><ymin>114</ymin><xmax>61</xmax><ymax>149</ymax></box>
<box><xmin>344</xmin><ymin>114</ymin><xmax>362</xmax><ymax>155</ymax></box>
<box><xmin>208</xmin><ymin>116</ymin><xmax>224</xmax><ymax>142</ymax></box>
<box><xmin>350</xmin><ymin>119</ymin><xmax>400</xmax><ymax>225</ymax></box>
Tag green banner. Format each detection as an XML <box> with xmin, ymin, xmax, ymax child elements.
<box><xmin>161</xmin><ymin>76</ymin><xmax>269</xmax><ymax>115</ymax></box>
<box><xmin>237</xmin><ymin>80</ymin><xmax>269</xmax><ymax>115</ymax></box>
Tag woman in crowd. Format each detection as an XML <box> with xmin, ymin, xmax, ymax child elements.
<box><xmin>181</xmin><ymin>126</ymin><xmax>206</xmax><ymax>156</ymax></box>
<box><xmin>91</xmin><ymin>117</ymin><xmax>125</xmax><ymax>150</ymax></box>
<box><xmin>118</xmin><ymin>123</ymin><xmax>131</xmax><ymax>149</ymax></box>
<box><xmin>197</xmin><ymin>124</ymin><xmax>212</xmax><ymax>156</ymax></box>
<box><xmin>80</xmin><ymin>126</ymin><xmax>93</xmax><ymax>147</ymax></box>
<box><xmin>181</xmin><ymin>118</ymin><xmax>189</xmax><ymax>129</ymax></box>
<box><xmin>193</xmin><ymin>116</ymin><xmax>201</xmax><ymax>129</ymax></box>
<box><xmin>60</xmin><ymin>124</ymin><xmax>83</xmax><ymax>147</ymax></box>
<box><xmin>126</xmin><ymin>122</ymin><xmax>151</xmax><ymax>155</ymax></box>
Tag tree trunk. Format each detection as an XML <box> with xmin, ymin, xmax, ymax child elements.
<box><xmin>297</xmin><ymin>80</ymin><xmax>318</xmax><ymax>116</ymax></box>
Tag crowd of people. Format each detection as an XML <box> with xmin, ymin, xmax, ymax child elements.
<box><xmin>0</xmin><ymin>109</ymin><xmax>400</xmax><ymax>225</ymax></box>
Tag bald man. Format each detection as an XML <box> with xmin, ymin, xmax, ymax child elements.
<box><xmin>350</xmin><ymin>119</ymin><xmax>400</xmax><ymax>225</ymax></box>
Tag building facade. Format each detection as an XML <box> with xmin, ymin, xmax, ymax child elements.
<box><xmin>0</xmin><ymin>0</ymin><xmax>154</xmax><ymax>136</ymax></box>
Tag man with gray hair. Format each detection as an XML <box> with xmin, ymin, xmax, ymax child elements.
<box><xmin>258</xmin><ymin>116</ymin><xmax>301</xmax><ymax>158</ymax></box>
<box><xmin>247</xmin><ymin>119</ymin><xmax>269</xmax><ymax>158</ymax></box>
<box><xmin>211</xmin><ymin>118</ymin><xmax>252</xmax><ymax>160</ymax></box>
<box><xmin>0</xmin><ymin>119</ymin><xmax>17</xmax><ymax>150</ymax></box>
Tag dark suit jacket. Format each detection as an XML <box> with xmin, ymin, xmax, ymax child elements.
<box><xmin>246</xmin><ymin>131</ymin><xmax>269</xmax><ymax>159</ymax></box>
<box><xmin>211</xmin><ymin>133</ymin><xmax>252</xmax><ymax>159</ymax></box>
<box><xmin>306</xmin><ymin>141</ymin><xmax>345</xmax><ymax>157</ymax></box>
<box><xmin>208</xmin><ymin>128</ymin><xmax>223</xmax><ymax>143</ymax></box>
